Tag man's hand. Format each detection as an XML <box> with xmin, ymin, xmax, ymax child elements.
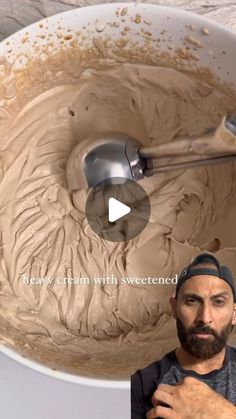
<box><xmin>146</xmin><ymin>376</ymin><xmax>236</xmax><ymax>419</ymax></box>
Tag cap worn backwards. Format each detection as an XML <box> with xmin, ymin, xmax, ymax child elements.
<box><xmin>175</xmin><ymin>253</ymin><xmax>236</xmax><ymax>302</ymax></box>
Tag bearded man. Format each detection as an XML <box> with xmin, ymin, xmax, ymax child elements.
<box><xmin>131</xmin><ymin>253</ymin><xmax>236</xmax><ymax>419</ymax></box>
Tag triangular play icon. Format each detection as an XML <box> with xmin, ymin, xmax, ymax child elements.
<box><xmin>108</xmin><ymin>197</ymin><xmax>131</xmax><ymax>222</ymax></box>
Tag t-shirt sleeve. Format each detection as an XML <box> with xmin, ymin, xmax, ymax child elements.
<box><xmin>131</xmin><ymin>370</ymin><xmax>147</xmax><ymax>419</ymax></box>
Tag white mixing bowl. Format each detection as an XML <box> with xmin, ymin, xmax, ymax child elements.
<box><xmin>0</xmin><ymin>2</ymin><xmax>236</xmax><ymax>388</ymax></box>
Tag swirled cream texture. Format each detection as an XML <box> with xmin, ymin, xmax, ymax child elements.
<box><xmin>0</xmin><ymin>56</ymin><xmax>236</xmax><ymax>378</ymax></box>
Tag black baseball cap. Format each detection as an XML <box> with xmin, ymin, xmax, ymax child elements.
<box><xmin>175</xmin><ymin>253</ymin><xmax>236</xmax><ymax>302</ymax></box>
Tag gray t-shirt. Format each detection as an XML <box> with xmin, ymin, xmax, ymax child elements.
<box><xmin>131</xmin><ymin>344</ymin><xmax>236</xmax><ymax>419</ymax></box>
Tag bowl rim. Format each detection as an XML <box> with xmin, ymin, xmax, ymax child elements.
<box><xmin>0</xmin><ymin>344</ymin><xmax>130</xmax><ymax>388</ymax></box>
<box><xmin>1</xmin><ymin>1</ymin><xmax>236</xmax><ymax>48</ymax></box>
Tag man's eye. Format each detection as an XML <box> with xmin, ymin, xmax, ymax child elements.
<box><xmin>215</xmin><ymin>299</ymin><xmax>225</xmax><ymax>305</ymax></box>
<box><xmin>186</xmin><ymin>298</ymin><xmax>197</xmax><ymax>304</ymax></box>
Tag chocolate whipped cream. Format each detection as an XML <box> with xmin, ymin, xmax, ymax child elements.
<box><xmin>0</xmin><ymin>46</ymin><xmax>236</xmax><ymax>378</ymax></box>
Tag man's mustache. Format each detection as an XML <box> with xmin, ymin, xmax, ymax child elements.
<box><xmin>188</xmin><ymin>326</ymin><xmax>217</xmax><ymax>337</ymax></box>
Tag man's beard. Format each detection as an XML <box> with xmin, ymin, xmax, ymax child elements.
<box><xmin>176</xmin><ymin>317</ymin><xmax>233</xmax><ymax>359</ymax></box>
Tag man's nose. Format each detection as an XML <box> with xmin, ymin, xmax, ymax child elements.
<box><xmin>196</xmin><ymin>302</ymin><xmax>213</xmax><ymax>324</ymax></box>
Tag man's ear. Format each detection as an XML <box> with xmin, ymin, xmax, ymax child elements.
<box><xmin>169</xmin><ymin>296</ymin><xmax>177</xmax><ymax>320</ymax></box>
<box><xmin>232</xmin><ymin>304</ymin><xmax>236</xmax><ymax>326</ymax></box>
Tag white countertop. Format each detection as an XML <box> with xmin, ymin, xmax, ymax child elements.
<box><xmin>0</xmin><ymin>1</ymin><xmax>235</xmax><ymax>418</ymax></box>
<box><xmin>0</xmin><ymin>351</ymin><xmax>129</xmax><ymax>419</ymax></box>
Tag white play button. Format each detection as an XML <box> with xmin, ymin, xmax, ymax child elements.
<box><xmin>108</xmin><ymin>197</ymin><xmax>131</xmax><ymax>222</ymax></box>
<box><xmin>85</xmin><ymin>177</ymin><xmax>151</xmax><ymax>242</ymax></box>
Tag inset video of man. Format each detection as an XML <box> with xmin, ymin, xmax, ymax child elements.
<box><xmin>131</xmin><ymin>253</ymin><xmax>236</xmax><ymax>419</ymax></box>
